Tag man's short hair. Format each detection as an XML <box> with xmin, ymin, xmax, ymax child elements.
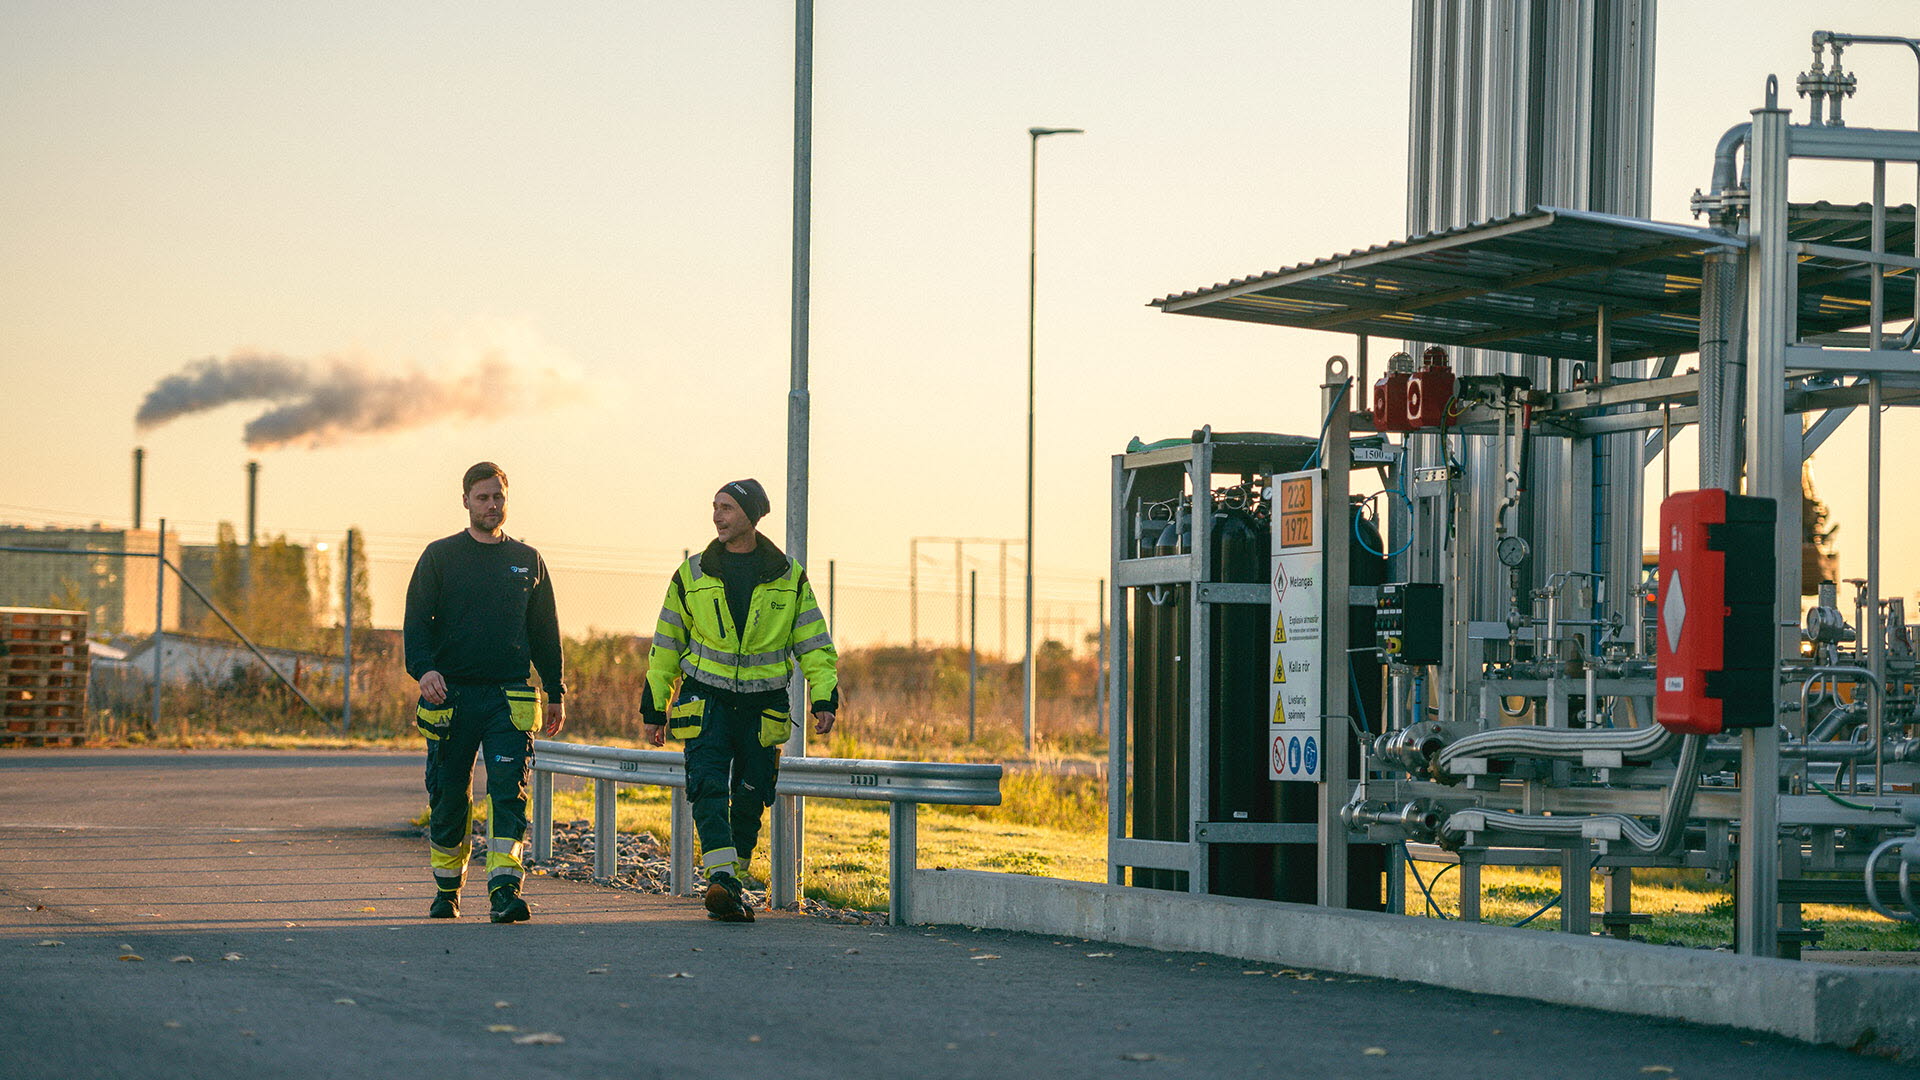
<box><xmin>463</xmin><ymin>461</ymin><xmax>507</xmax><ymax>495</ymax></box>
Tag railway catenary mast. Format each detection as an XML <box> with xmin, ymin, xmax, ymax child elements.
<box><xmin>1117</xmin><ymin>4</ymin><xmax>1920</xmax><ymax>959</ymax></box>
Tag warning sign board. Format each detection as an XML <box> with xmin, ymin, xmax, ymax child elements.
<box><xmin>1269</xmin><ymin>468</ymin><xmax>1324</xmax><ymax>782</ymax></box>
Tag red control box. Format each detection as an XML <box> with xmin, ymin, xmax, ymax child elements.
<box><xmin>1655</xmin><ymin>489</ymin><xmax>1777</xmax><ymax>733</ymax></box>
<box><xmin>1405</xmin><ymin>346</ymin><xmax>1455</xmax><ymax>430</ymax></box>
<box><xmin>1371</xmin><ymin>370</ymin><xmax>1411</xmax><ymax>432</ymax></box>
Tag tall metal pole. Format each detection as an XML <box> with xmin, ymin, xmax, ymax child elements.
<box><xmin>131</xmin><ymin>447</ymin><xmax>144</xmax><ymax>530</ymax></box>
<box><xmin>968</xmin><ymin>569</ymin><xmax>978</xmax><ymax>743</ymax></box>
<box><xmin>1024</xmin><ymin>125</ymin><xmax>1082</xmax><ymax>754</ymax></box>
<box><xmin>1736</xmin><ymin>81</ymin><xmax>1789</xmax><ymax>958</ymax></box>
<box><xmin>999</xmin><ymin>541</ymin><xmax>1008</xmax><ymax>659</ymax></box>
<box><xmin>1096</xmin><ymin>578</ymin><xmax>1106</xmax><ymax>738</ymax></box>
<box><xmin>150</xmin><ymin>518</ymin><xmax>165</xmax><ymax>734</ymax></box>
<box><xmin>954</xmin><ymin>539</ymin><xmax>963</xmax><ymax>646</ymax></box>
<box><xmin>909</xmin><ymin>537</ymin><xmax>919</xmax><ymax>649</ymax></box>
<box><xmin>772</xmin><ymin>0</ymin><xmax>813</xmax><ymax>913</ymax></box>
<box><xmin>341</xmin><ymin>530</ymin><xmax>354</xmax><ymax>736</ymax></box>
<box><xmin>827</xmin><ymin>558</ymin><xmax>836</xmax><ymax>630</ymax></box>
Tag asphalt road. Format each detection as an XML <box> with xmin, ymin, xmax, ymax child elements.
<box><xmin>0</xmin><ymin>749</ymin><xmax>1907</xmax><ymax>1079</ymax></box>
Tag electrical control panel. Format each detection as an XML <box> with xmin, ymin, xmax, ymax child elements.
<box><xmin>1376</xmin><ymin>582</ymin><xmax>1444</xmax><ymax>666</ymax></box>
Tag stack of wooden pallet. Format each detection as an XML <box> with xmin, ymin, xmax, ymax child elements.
<box><xmin>1</xmin><ymin>607</ymin><xmax>88</xmax><ymax>745</ymax></box>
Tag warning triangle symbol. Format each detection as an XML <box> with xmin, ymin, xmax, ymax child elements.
<box><xmin>1273</xmin><ymin>616</ymin><xmax>1287</xmax><ymax>643</ymax></box>
<box><xmin>1272</xmin><ymin>654</ymin><xmax>1288</xmax><ymax>684</ymax></box>
<box><xmin>1272</xmin><ymin>695</ymin><xmax>1288</xmax><ymax>724</ymax></box>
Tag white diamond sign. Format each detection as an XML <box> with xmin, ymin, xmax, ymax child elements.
<box><xmin>1663</xmin><ymin>571</ymin><xmax>1686</xmax><ymax>653</ymax></box>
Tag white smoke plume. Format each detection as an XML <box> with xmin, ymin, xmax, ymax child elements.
<box><xmin>135</xmin><ymin>350</ymin><xmax>585</xmax><ymax>449</ymax></box>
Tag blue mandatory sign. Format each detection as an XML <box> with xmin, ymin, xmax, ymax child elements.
<box><xmin>1287</xmin><ymin>737</ymin><xmax>1302</xmax><ymax>774</ymax></box>
<box><xmin>1303</xmin><ymin>735</ymin><xmax>1319</xmax><ymax>776</ymax></box>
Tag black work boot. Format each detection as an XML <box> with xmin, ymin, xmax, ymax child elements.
<box><xmin>489</xmin><ymin>883</ymin><xmax>530</xmax><ymax>924</ymax></box>
<box><xmin>428</xmin><ymin>888</ymin><xmax>461</xmax><ymax>919</ymax></box>
<box><xmin>703</xmin><ymin>872</ymin><xmax>754</xmax><ymax>923</ymax></box>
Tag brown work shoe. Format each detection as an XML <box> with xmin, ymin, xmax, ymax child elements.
<box><xmin>704</xmin><ymin>874</ymin><xmax>754</xmax><ymax>923</ymax></box>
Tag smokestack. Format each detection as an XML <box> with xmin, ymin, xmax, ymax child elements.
<box><xmin>132</xmin><ymin>448</ymin><xmax>145</xmax><ymax>530</ymax></box>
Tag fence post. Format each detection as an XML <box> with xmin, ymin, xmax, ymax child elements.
<box><xmin>340</xmin><ymin>530</ymin><xmax>353</xmax><ymax>736</ymax></box>
<box><xmin>968</xmin><ymin>570</ymin><xmax>978</xmax><ymax>742</ymax></box>
<box><xmin>888</xmin><ymin>800</ymin><xmax>918</xmax><ymax>926</ymax></box>
<box><xmin>530</xmin><ymin>768</ymin><xmax>554</xmax><ymax>863</ymax></box>
<box><xmin>593</xmin><ymin>778</ymin><xmax>617</xmax><ymax>880</ymax></box>
<box><xmin>150</xmin><ymin>518</ymin><xmax>165</xmax><ymax>733</ymax></box>
<box><xmin>670</xmin><ymin>785</ymin><xmax>694</xmax><ymax>896</ymax></box>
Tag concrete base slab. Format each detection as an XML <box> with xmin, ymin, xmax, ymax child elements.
<box><xmin>911</xmin><ymin>869</ymin><xmax>1920</xmax><ymax>1060</ymax></box>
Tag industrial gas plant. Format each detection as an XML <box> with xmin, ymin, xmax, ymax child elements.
<box><xmin>1107</xmin><ymin>7</ymin><xmax>1920</xmax><ymax>958</ymax></box>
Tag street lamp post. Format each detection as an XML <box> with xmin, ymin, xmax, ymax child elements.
<box><xmin>1025</xmin><ymin>124</ymin><xmax>1082</xmax><ymax>754</ymax></box>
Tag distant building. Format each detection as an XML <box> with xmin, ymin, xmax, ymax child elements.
<box><xmin>110</xmin><ymin>631</ymin><xmax>344</xmax><ymax>688</ymax></box>
<box><xmin>0</xmin><ymin>526</ymin><xmax>180</xmax><ymax>635</ymax></box>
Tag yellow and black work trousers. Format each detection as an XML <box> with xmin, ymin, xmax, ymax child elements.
<box><xmin>678</xmin><ymin>684</ymin><xmax>786</xmax><ymax>883</ymax></box>
<box><xmin>417</xmin><ymin>681</ymin><xmax>540</xmax><ymax>894</ymax></box>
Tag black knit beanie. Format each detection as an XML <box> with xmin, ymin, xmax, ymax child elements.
<box><xmin>719</xmin><ymin>478</ymin><xmax>771</xmax><ymax>524</ymax></box>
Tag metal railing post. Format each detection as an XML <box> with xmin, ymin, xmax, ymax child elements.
<box><xmin>593</xmin><ymin>778</ymin><xmax>617</xmax><ymax>880</ymax></box>
<box><xmin>888</xmin><ymin>800</ymin><xmax>918</xmax><ymax>925</ymax></box>
<box><xmin>530</xmin><ymin>769</ymin><xmax>554</xmax><ymax>863</ymax></box>
<box><xmin>670</xmin><ymin>785</ymin><xmax>695</xmax><ymax>896</ymax></box>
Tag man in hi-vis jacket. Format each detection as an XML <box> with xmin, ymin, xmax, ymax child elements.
<box><xmin>404</xmin><ymin>461</ymin><xmax>565</xmax><ymax>924</ymax></box>
<box><xmin>642</xmin><ymin>478</ymin><xmax>838</xmax><ymax>923</ymax></box>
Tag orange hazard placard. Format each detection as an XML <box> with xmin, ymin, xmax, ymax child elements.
<box><xmin>1278</xmin><ymin>476</ymin><xmax>1314</xmax><ymax>548</ymax></box>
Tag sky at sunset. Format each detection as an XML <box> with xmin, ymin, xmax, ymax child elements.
<box><xmin>3</xmin><ymin>2</ymin><xmax>1917</xmax><ymax>643</ymax></box>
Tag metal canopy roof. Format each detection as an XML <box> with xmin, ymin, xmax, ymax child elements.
<box><xmin>1150</xmin><ymin>205</ymin><xmax>1916</xmax><ymax>363</ymax></box>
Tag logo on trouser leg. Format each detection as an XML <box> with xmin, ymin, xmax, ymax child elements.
<box><xmin>494</xmin><ymin>754</ymin><xmax>519</xmax><ymax>763</ymax></box>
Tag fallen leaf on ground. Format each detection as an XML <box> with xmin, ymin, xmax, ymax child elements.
<box><xmin>512</xmin><ymin>1033</ymin><xmax>565</xmax><ymax>1045</ymax></box>
<box><xmin>747</xmin><ymin>1035</ymin><xmax>762</xmax><ymax>1043</ymax></box>
<box><xmin>333</xmin><ymin>998</ymin><xmax>356</xmax><ymax>1006</ymax></box>
<box><xmin>1640</xmin><ymin>1069</ymin><xmax>1674</xmax><ymax>1076</ymax></box>
<box><xmin>1119</xmin><ymin>1052</ymin><xmax>1160</xmax><ymax>1062</ymax></box>
<box><xmin>118</xmin><ymin>954</ymin><xmax>144</xmax><ymax>962</ymax></box>
<box><xmin>1086</xmin><ymin>952</ymin><xmax>1114</xmax><ymax>958</ymax></box>
<box><xmin>494</xmin><ymin>1001</ymin><xmax>511</xmax><ymax>1008</ymax></box>
<box><xmin>487</xmin><ymin>1025</ymin><xmax>519</xmax><ymax>1033</ymax></box>
<box><xmin>585</xmin><ymin>968</ymin><xmax>609</xmax><ymax>975</ymax></box>
<box><xmin>968</xmin><ymin>955</ymin><xmax>1000</xmax><ymax>961</ymax></box>
<box><xmin>1363</xmin><ymin>1048</ymin><xmax>1388</xmax><ymax>1056</ymax></box>
<box><xmin>33</xmin><ymin>940</ymin><xmax>62</xmax><ymax>947</ymax></box>
<box><xmin>665</xmin><ymin>972</ymin><xmax>694</xmax><ymax>978</ymax></box>
<box><xmin>843</xmin><ymin>949</ymin><xmax>860</xmax><ymax>955</ymax></box>
<box><xmin>1242</xmin><ymin>971</ymin><xmax>1266</xmax><ymax>976</ymax></box>
<box><xmin>163</xmin><ymin>1021</ymin><xmax>181</xmax><ymax>1029</ymax></box>
<box><xmin>358</xmin><ymin>906</ymin><xmax>377</xmax><ymax>913</ymax></box>
<box><xmin>24</xmin><ymin>904</ymin><xmax>43</xmax><ymax>911</ymax></box>
<box><xmin>222</xmin><ymin>953</ymin><xmax>244</xmax><ymax>961</ymax></box>
<box><xmin>170</xmin><ymin>956</ymin><xmax>193</xmax><ymax>963</ymax></box>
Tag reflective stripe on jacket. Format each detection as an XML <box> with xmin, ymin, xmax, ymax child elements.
<box><xmin>644</xmin><ymin>535</ymin><xmax>838</xmax><ymax>729</ymax></box>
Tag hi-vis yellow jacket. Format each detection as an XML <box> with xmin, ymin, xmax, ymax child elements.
<box><xmin>642</xmin><ymin>535</ymin><xmax>838</xmax><ymax>739</ymax></box>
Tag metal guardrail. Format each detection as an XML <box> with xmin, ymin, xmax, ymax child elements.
<box><xmin>528</xmin><ymin>739</ymin><xmax>1002</xmax><ymax>924</ymax></box>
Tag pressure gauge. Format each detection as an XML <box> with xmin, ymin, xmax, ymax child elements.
<box><xmin>1497</xmin><ymin>535</ymin><xmax>1530</xmax><ymax>568</ymax></box>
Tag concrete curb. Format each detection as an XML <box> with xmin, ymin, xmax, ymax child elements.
<box><xmin>910</xmin><ymin>869</ymin><xmax>1920</xmax><ymax>1060</ymax></box>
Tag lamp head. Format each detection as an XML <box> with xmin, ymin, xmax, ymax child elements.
<box><xmin>1028</xmin><ymin>126</ymin><xmax>1085</xmax><ymax>137</ymax></box>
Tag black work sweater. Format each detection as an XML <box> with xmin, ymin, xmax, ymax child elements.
<box><xmin>403</xmin><ymin>531</ymin><xmax>565</xmax><ymax>698</ymax></box>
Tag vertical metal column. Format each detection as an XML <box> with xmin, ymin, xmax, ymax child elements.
<box><xmin>888</xmin><ymin>801</ymin><xmax>917</xmax><ymax>925</ymax></box>
<box><xmin>530</xmin><ymin>769</ymin><xmax>553</xmax><ymax>863</ymax></box>
<box><xmin>1560</xmin><ymin>843</ymin><xmax>1592</xmax><ymax>935</ymax></box>
<box><xmin>1318</xmin><ymin>359</ymin><xmax>1352</xmax><ymax>908</ymax></box>
<box><xmin>670</xmin><ymin>786</ymin><xmax>695</xmax><ymax>896</ymax></box>
<box><xmin>1736</xmin><ymin>82</ymin><xmax>1790</xmax><ymax>958</ymax></box>
<box><xmin>593</xmin><ymin>778</ymin><xmax>617</xmax><ymax>880</ymax></box>
<box><xmin>1185</xmin><ymin>441</ymin><xmax>1213</xmax><ymax>894</ymax></box>
<box><xmin>1107</xmin><ymin>456</ymin><xmax>1130</xmax><ymax>885</ymax></box>
<box><xmin>771</xmin><ymin>0</ymin><xmax>814</xmax><ymax>913</ymax></box>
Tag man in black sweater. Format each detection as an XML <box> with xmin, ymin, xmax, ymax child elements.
<box><xmin>404</xmin><ymin>461</ymin><xmax>565</xmax><ymax>923</ymax></box>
